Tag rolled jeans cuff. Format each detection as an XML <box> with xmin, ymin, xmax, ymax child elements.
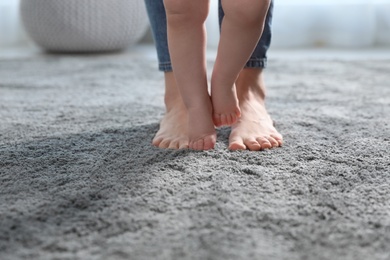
<box><xmin>245</xmin><ymin>58</ymin><xmax>267</xmax><ymax>69</ymax></box>
<box><xmin>158</xmin><ymin>62</ymin><xmax>173</xmax><ymax>72</ymax></box>
<box><xmin>159</xmin><ymin>58</ymin><xmax>267</xmax><ymax>72</ymax></box>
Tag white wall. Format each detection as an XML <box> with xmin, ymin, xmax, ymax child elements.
<box><xmin>0</xmin><ymin>0</ymin><xmax>29</xmax><ymax>48</ymax></box>
<box><xmin>207</xmin><ymin>0</ymin><xmax>390</xmax><ymax>48</ymax></box>
<box><xmin>271</xmin><ymin>0</ymin><xmax>390</xmax><ymax>48</ymax></box>
<box><xmin>375</xmin><ymin>0</ymin><xmax>390</xmax><ymax>45</ymax></box>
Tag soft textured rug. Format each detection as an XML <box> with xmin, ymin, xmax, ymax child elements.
<box><xmin>0</xmin><ymin>50</ymin><xmax>389</xmax><ymax>260</ymax></box>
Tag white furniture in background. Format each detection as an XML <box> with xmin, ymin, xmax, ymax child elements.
<box><xmin>20</xmin><ymin>0</ymin><xmax>149</xmax><ymax>52</ymax></box>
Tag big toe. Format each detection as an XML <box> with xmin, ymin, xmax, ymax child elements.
<box><xmin>158</xmin><ymin>139</ymin><xmax>172</xmax><ymax>149</ymax></box>
<box><xmin>229</xmin><ymin>135</ymin><xmax>246</xmax><ymax>150</ymax></box>
<box><xmin>152</xmin><ymin>137</ymin><xmax>163</xmax><ymax>147</ymax></box>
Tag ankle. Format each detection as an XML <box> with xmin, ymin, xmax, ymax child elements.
<box><xmin>236</xmin><ymin>69</ymin><xmax>267</xmax><ymax>101</ymax></box>
<box><xmin>164</xmin><ymin>72</ymin><xmax>184</xmax><ymax>111</ymax></box>
<box><xmin>164</xmin><ymin>95</ymin><xmax>183</xmax><ymax>111</ymax></box>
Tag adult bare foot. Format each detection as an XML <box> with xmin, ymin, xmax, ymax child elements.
<box><xmin>187</xmin><ymin>97</ymin><xmax>216</xmax><ymax>150</ymax></box>
<box><xmin>229</xmin><ymin>69</ymin><xmax>283</xmax><ymax>151</ymax></box>
<box><xmin>152</xmin><ymin>72</ymin><xmax>189</xmax><ymax>149</ymax></box>
<box><xmin>153</xmin><ymin>72</ymin><xmax>216</xmax><ymax>150</ymax></box>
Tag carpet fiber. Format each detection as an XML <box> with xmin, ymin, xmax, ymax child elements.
<box><xmin>0</xmin><ymin>51</ymin><xmax>389</xmax><ymax>260</ymax></box>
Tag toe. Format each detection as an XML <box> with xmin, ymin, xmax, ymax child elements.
<box><xmin>229</xmin><ymin>135</ymin><xmax>246</xmax><ymax>150</ymax></box>
<box><xmin>244</xmin><ymin>138</ymin><xmax>261</xmax><ymax>151</ymax></box>
<box><xmin>190</xmin><ymin>136</ymin><xmax>215</xmax><ymax>150</ymax></box>
<box><xmin>235</xmin><ymin>107</ymin><xmax>241</xmax><ymax>118</ymax></box>
<box><xmin>228</xmin><ymin>113</ymin><xmax>236</xmax><ymax>125</ymax></box>
<box><xmin>203</xmin><ymin>136</ymin><xmax>216</xmax><ymax>150</ymax></box>
<box><xmin>220</xmin><ymin>114</ymin><xmax>228</xmax><ymax>126</ymax></box>
<box><xmin>168</xmin><ymin>140</ymin><xmax>179</xmax><ymax>149</ymax></box>
<box><xmin>229</xmin><ymin>142</ymin><xmax>246</xmax><ymax>150</ymax></box>
<box><xmin>231</xmin><ymin>113</ymin><xmax>239</xmax><ymax>125</ymax></box>
<box><xmin>196</xmin><ymin>139</ymin><xmax>205</xmax><ymax>150</ymax></box>
<box><xmin>225</xmin><ymin>114</ymin><xmax>232</xmax><ymax>125</ymax></box>
<box><xmin>271</xmin><ymin>134</ymin><xmax>283</xmax><ymax>146</ymax></box>
<box><xmin>191</xmin><ymin>139</ymin><xmax>203</xmax><ymax>151</ymax></box>
<box><xmin>256</xmin><ymin>137</ymin><xmax>272</xmax><ymax>150</ymax></box>
<box><xmin>213</xmin><ymin>114</ymin><xmax>222</xmax><ymax>127</ymax></box>
<box><xmin>267</xmin><ymin>136</ymin><xmax>279</xmax><ymax>148</ymax></box>
<box><xmin>159</xmin><ymin>139</ymin><xmax>171</xmax><ymax>149</ymax></box>
<box><xmin>221</xmin><ymin>113</ymin><xmax>237</xmax><ymax>126</ymax></box>
<box><xmin>178</xmin><ymin>140</ymin><xmax>189</xmax><ymax>149</ymax></box>
<box><xmin>152</xmin><ymin>136</ymin><xmax>163</xmax><ymax>147</ymax></box>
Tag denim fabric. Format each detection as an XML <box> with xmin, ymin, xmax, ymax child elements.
<box><xmin>144</xmin><ymin>0</ymin><xmax>172</xmax><ymax>71</ymax></box>
<box><xmin>144</xmin><ymin>0</ymin><xmax>273</xmax><ymax>72</ymax></box>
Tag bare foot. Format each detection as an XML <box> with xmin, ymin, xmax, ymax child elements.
<box><xmin>211</xmin><ymin>79</ymin><xmax>241</xmax><ymax>127</ymax></box>
<box><xmin>152</xmin><ymin>72</ymin><xmax>216</xmax><ymax>150</ymax></box>
<box><xmin>229</xmin><ymin>69</ymin><xmax>283</xmax><ymax>151</ymax></box>
<box><xmin>152</xmin><ymin>72</ymin><xmax>189</xmax><ymax>149</ymax></box>
<box><xmin>152</xmin><ymin>100</ymin><xmax>189</xmax><ymax>149</ymax></box>
<box><xmin>210</xmin><ymin>0</ymin><xmax>270</xmax><ymax>127</ymax></box>
<box><xmin>187</xmin><ymin>96</ymin><xmax>216</xmax><ymax>150</ymax></box>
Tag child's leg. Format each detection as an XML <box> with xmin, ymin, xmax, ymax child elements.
<box><xmin>211</xmin><ymin>0</ymin><xmax>271</xmax><ymax>127</ymax></box>
<box><xmin>220</xmin><ymin>0</ymin><xmax>283</xmax><ymax>151</ymax></box>
<box><xmin>163</xmin><ymin>0</ymin><xmax>216</xmax><ymax>150</ymax></box>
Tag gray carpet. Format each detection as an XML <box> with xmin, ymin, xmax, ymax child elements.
<box><xmin>0</xmin><ymin>51</ymin><xmax>389</xmax><ymax>260</ymax></box>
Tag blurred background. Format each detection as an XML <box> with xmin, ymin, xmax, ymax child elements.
<box><xmin>1</xmin><ymin>0</ymin><xmax>390</xmax><ymax>53</ymax></box>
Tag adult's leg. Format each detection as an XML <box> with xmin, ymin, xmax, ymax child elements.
<box><xmin>219</xmin><ymin>0</ymin><xmax>283</xmax><ymax>150</ymax></box>
<box><xmin>163</xmin><ymin>0</ymin><xmax>216</xmax><ymax>150</ymax></box>
<box><xmin>144</xmin><ymin>0</ymin><xmax>189</xmax><ymax>149</ymax></box>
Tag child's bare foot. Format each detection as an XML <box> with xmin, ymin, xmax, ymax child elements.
<box><xmin>211</xmin><ymin>72</ymin><xmax>241</xmax><ymax>127</ymax></box>
<box><xmin>187</xmin><ymin>97</ymin><xmax>216</xmax><ymax>150</ymax></box>
<box><xmin>210</xmin><ymin>0</ymin><xmax>271</xmax><ymax>127</ymax></box>
<box><xmin>229</xmin><ymin>69</ymin><xmax>283</xmax><ymax>151</ymax></box>
<box><xmin>152</xmin><ymin>73</ymin><xmax>189</xmax><ymax>149</ymax></box>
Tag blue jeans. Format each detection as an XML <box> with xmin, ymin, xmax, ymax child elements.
<box><xmin>144</xmin><ymin>0</ymin><xmax>273</xmax><ymax>72</ymax></box>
